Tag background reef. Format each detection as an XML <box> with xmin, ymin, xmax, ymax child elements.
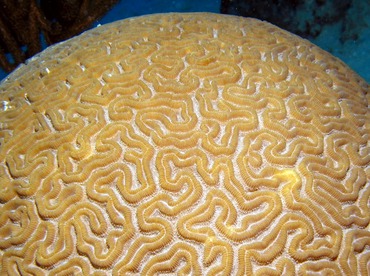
<box><xmin>0</xmin><ymin>0</ymin><xmax>119</xmax><ymax>73</ymax></box>
<box><xmin>0</xmin><ymin>0</ymin><xmax>369</xmax><ymax>82</ymax></box>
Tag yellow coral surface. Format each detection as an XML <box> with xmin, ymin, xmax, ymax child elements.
<box><xmin>0</xmin><ymin>12</ymin><xmax>369</xmax><ymax>275</ymax></box>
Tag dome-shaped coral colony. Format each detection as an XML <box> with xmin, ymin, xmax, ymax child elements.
<box><xmin>0</xmin><ymin>13</ymin><xmax>369</xmax><ymax>275</ymax></box>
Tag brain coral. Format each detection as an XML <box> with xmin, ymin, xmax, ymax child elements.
<box><xmin>0</xmin><ymin>12</ymin><xmax>369</xmax><ymax>275</ymax></box>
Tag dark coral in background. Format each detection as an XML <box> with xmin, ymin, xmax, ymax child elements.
<box><xmin>0</xmin><ymin>0</ymin><xmax>118</xmax><ymax>73</ymax></box>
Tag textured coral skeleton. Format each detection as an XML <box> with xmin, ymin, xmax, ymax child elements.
<box><xmin>0</xmin><ymin>12</ymin><xmax>369</xmax><ymax>275</ymax></box>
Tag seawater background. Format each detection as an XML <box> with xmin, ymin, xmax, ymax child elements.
<box><xmin>0</xmin><ymin>0</ymin><xmax>369</xmax><ymax>83</ymax></box>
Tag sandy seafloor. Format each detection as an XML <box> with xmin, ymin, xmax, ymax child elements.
<box><xmin>0</xmin><ymin>0</ymin><xmax>369</xmax><ymax>83</ymax></box>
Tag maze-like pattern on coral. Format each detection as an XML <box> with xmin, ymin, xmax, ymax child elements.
<box><xmin>0</xmin><ymin>13</ymin><xmax>369</xmax><ymax>275</ymax></box>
